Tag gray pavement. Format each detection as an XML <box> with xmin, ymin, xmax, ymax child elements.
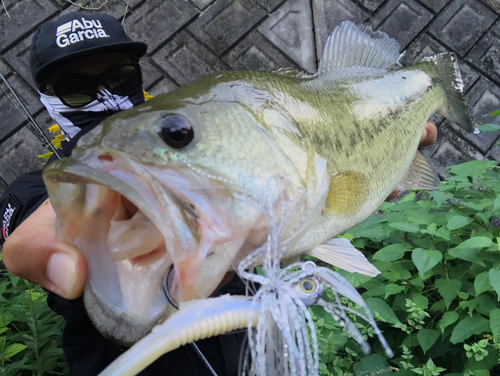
<box><xmin>1</xmin><ymin>0</ymin><xmax>500</xmax><ymax>196</ymax></box>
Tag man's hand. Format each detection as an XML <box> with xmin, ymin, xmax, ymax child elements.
<box><xmin>386</xmin><ymin>121</ymin><xmax>438</xmax><ymax>200</ymax></box>
<box><xmin>3</xmin><ymin>198</ymin><xmax>87</xmax><ymax>299</ymax></box>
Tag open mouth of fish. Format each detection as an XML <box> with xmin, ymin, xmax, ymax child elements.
<box><xmin>43</xmin><ymin>149</ymin><xmax>269</xmax><ymax>345</ymax></box>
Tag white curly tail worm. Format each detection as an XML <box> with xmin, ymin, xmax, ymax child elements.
<box><xmin>99</xmin><ymin>295</ymin><xmax>259</xmax><ymax>376</ymax></box>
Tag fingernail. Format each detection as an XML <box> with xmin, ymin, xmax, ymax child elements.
<box><xmin>47</xmin><ymin>253</ymin><xmax>77</xmax><ymax>298</ymax></box>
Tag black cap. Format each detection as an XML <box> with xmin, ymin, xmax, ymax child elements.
<box><xmin>29</xmin><ymin>12</ymin><xmax>147</xmax><ymax>87</ymax></box>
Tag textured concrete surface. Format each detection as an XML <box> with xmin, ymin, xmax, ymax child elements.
<box><xmin>1</xmin><ymin>0</ymin><xmax>500</xmax><ymax>196</ymax></box>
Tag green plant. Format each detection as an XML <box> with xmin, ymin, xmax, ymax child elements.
<box><xmin>0</xmin><ymin>254</ymin><xmax>69</xmax><ymax>375</ymax></box>
<box><xmin>313</xmin><ymin>159</ymin><xmax>500</xmax><ymax>375</ymax></box>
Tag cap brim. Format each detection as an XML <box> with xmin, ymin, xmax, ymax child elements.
<box><xmin>35</xmin><ymin>41</ymin><xmax>147</xmax><ymax>86</ymax></box>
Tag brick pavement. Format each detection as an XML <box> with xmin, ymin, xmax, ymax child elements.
<box><xmin>1</xmin><ymin>0</ymin><xmax>499</xmax><ymax>196</ymax></box>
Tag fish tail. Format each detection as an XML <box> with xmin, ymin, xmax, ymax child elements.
<box><xmin>422</xmin><ymin>53</ymin><xmax>476</xmax><ymax>132</ymax></box>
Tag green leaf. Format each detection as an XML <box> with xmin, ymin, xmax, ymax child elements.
<box><xmin>385</xmin><ymin>283</ymin><xmax>405</xmax><ymax>298</ymax></box>
<box><xmin>438</xmin><ymin>311</ymin><xmax>459</xmax><ymax>333</ymax></box>
<box><xmin>4</xmin><ymin>343</ymin><xmax>27</xmax><ymax>359</ymax></box>
<box><xmin>435</xmin><ymin>279</ymin><xmax>462</xmax><ymax>309</ymax></box>
<box><xmin>417</xmin><ymin>329</ymin><xmax>439</xmax><ymax>354</ymax></box>
<box><xmin>412</xmin><ymin>248</ymin><xmax>442</xmax><ymax>277</ymax></box>
<box><xmin>475</xmin><ymin>271</ymin><xmax>492</xmax><ymax>296</ymax></box>
<box><xmin>474</xmin><ymin>370</ymin><xmax>490</xmax><ymax>376</ymax></box>
<box><xmin>448</xmin><ymin>161</ymin><xmax>492</xmax><ymax>177</ymax></box>
<box><xmin>388</xmin><ymin>222</ymin><xmax>421</xmax><ymax>233</ymax></box>
<box><xmin>354</xmin><ymin>228</ymin><xmax>387</xmax><ymax>241</ymax></box>
<box><xmin>489</xmin><ymin>269</ymin><xmax>500</xmax><ymax>300</ymax></box>
<box><xmin>365</xmin><ymin>298</ymin><xmax>400</xmax><ymax>324</ymax></box>
<box><xmin>447</xmin><ymin>215</ymin><xmax>472</xmax><ymax>230</ymax></box>
<box><xmin>478</xmin><ymin>123</ymin><xmax>500</xmax><ymax>132</ymax></box>
<box><xmin>483</xmin><ymin>110</ymin><xmax>500</xmax><ymax>117</ymax></box>
<box><xmin>373</xmin><ymin>243</ymin><xmax>411</xmax><ymax>262</ymax></box>
<box><xmin>431</xmin><ymin>191</ymin><xmax>453</xmax><ymax>207</ymax></box>
<box><xmin>449</xmin><ymin>237</ymin><xmax>493</xmax><ymax>263</ymax></box>
<box><xmin>405</xmin><ymin>210</ymin><xmax>435</xmax><ymax>225</ymax></box>
<box><xmin>353</xmin><ymin>354</ymin><xmax>392</xmax><ymax>376</ymax></box>
<box><xmin>450</xmin><ymin>315</ymin><xmax>490</xmax><ymax>344</ymax></box>
<box><xmin>434</xmin><ymin>226</ymin><xmax>452</xmax><ymax>240</ymax></box>
<box><xmin>494</xmin><ymin>195</ymin><xmax>500</xmax><ymax>213</ymax></box>
<box><xmin>490</xmin><ymin>309</ymin><xmax>500</xmax><ymax>337</ymax></box>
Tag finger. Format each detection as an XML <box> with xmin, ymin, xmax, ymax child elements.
<box><xmin>2</xmin><ymin>199</ymin><xmax>87</xmax><ymax>300</ymax></box>
<box><xmin>419</xmin><ymin>121</ymin><xmax>437</xmax><ymax>147</ymax></box>
<box><xmin>385</xmin><ymin>189</ymin><xmax>399</xmax><ymax>201</ymax></box>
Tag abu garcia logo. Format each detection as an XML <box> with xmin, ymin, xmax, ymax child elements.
<box><xmin>56</xmin><ymin>17</ymin><xmax>110</xmax><ymax>48</ymax></box>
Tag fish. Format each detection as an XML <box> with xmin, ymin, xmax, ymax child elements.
<box><xmin>42</xmin><ymin>20</ymin><xmax>476</xmax><ymax>350</ymax></box>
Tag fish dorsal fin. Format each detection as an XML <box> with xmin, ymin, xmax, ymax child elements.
<box><xmin>306</xmin><ymin>237</ymin><xmax>380</xmax><ymax>277</ymax></box>
<box><xmin>318</xmin><ymin>21</ymin><xmax>400</xmax><ymax>75</ymax></box>
<box><xmin>325</xmin><ymin>171</ymin><xmax>369</xmax><ymax>216</ymax></box>
<box><xmin>399</xmin><ymin>151</ymin><xmax>441</xmax><ymax>190</ymax></box>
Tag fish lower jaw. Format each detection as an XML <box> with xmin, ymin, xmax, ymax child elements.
<box><xmin>83</xmin><ymin>282</ymin><xmax>169</xmax><ymax>346</ymax></box>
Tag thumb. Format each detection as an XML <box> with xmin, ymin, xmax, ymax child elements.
<box><xmin>3</xmin><ymin>199</ymin><xmax>87</xmax><ymax>300</ymax></box>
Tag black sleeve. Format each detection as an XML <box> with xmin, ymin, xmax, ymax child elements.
<box><xmin>0</xmin><ymin>170</ymin><xmax>48</xmax><ymax>244</ymax></box>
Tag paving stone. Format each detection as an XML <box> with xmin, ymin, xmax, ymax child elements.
<box><xmin>188</xmin><ymin>0</ymin><xmax>216</xmax><ymax>10</ymax></box>
<box><xmin>120</xmin><ymin>0</ymin><xmax>143</xmax><ymax>10</ymax></box>
<box><xmin>126</xmin><ymin>0</ymin><xmax>198</xmax><ymax>53</ymax></box>
<box><xmin>428</xmin><ymin>0</ymin><xmax>497</xmax><ymax>58</ymax></box>
<box><xmin>401</xmin><ymin>33</ymin><xmax>480</xmax><ymax>91</ymax></box>
<box><xmin>0</xmin><ymin>0</ymin><xmax>57</xmax><ymax>54</ymax></box>
<box><xmin>0</xmin><ymin>126</ymin><xmax>46</xmax><ymax>185</ymax></box>
<box><xmin>223</xmin><ymin>30</ymin><xmax>298</xmax><ymax>71</ymax></box>
<box><xmin>0</xmin><ymin>68</ymin><xmax>44</xmax><ymax>142</ymax></box>
<box><xmin>146</xmin><ymin>77</ymin><xmax>178</xmax><ymax>96</ymax></box>
<box><xmin>151</xmin><ymin>31</ymin><xmax>228</xmax><ymax>86</ymax></box>
<box><xmin>417</xmin><ymin>0</ymin><xmax>451</xmax><ymax>13</ymax></box>
<box><xmin>488</xmin><ymin>143</ymin><xmax>500</xmax><ymax>161</ymax></box>
<box><xmin>0</xmin><ymin>177</ymin><xmax>7</xmax><ymax>198</ymax></box>
<box><xmin>259</xmin><ymin>0</ymin><xmax>315</xmax><ymax>73</ymax></box>
<box><xmin>255</xmin><ymin>0</ymin><xmax>284</xmax><ymax>12</ymax></box>
<box><xmin>426</xmin><ymin>122</ymin><xmax>487</xmax><ymax>176</ymax></box>
<box><xmin>189</xmin><ymin>0</ymin><xmax>266</xmax><ymax>56</ymax></box>
<box><xmin>353</xmin><ymin>0</ymin><xmax>386</xmax><ymax>12</ymax></box>
<box><xmin>445</xmin><ymin>76</ymin><xmax>500</xmax><ymax>153</ymax></box>
<box><xmin>467</xmin><ymin>20</ymin><xmax>500</xmax><ymax>87</ymax></box>
<box><xmin>313</xmin><ymin>0</ymin><xmax>368</xmax><ymax>61</ymax></box>
<box><xmin>72</xmin><ymin>0</ymin><xmax>128</xmax><ymax>21</ymax></box>
<box><xmin>139</xmin><ymin>57</ymin><xmax>164</xmax><ymax>91</ymax></box>
<box><xmin>371</xmin><ymin>0</ymin><xmax>433</xmax><ymax>50</ymax></box>
<box><xmin>3</xmin><ymin>35</ymin><xmax>36</xmax><ymax>90</ymax></box>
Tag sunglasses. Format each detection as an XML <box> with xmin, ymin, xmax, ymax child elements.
<box><xmin>43</xmin><ymin>63</ymin><xmax>142</xmax><ymax>107</ymax></box>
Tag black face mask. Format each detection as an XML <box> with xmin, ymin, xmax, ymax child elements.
<box><xmin>39</xmin><ymin>84</ymin><xmax>145</xmax><ymax>140</ymax></box>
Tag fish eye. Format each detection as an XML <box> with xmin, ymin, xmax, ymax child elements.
<box><xmin>300</xmin><ymin>278</ymin><xmax>316</xmax><ymax>293</ymax></box>
<box><xmin>156</xmin><ymin>115</ymin><xmax>194</xmax><ymax>149</ymax></box>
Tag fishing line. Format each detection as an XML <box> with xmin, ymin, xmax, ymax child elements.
<box><xmin>162</xmin><ymin>265</ymin><xmax>219</xmax><ymax>376</ymax></box>
<box><xmin>0</xmin><ymin>71</ymin><xmax>62</xmax><ymax>159</ymax></box>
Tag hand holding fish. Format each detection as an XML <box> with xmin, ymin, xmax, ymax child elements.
<box><xmin>2</xmin><ymin>198</ymin><xmax>87</xmax><ymax>299</ymax></box>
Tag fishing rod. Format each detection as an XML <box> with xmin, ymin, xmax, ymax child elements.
<box><xmin>0</xmin><ymin>70</ymin><xmax>62</xmax><ymax>159</ymax></box>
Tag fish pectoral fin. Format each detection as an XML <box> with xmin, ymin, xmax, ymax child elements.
<box><xmin>325</xmin><ymin>171</ymin><xmax>369</xmax><ymax>216</ymax></box>
<box><xmin>399</xmin><ymin>151</ymin><xmax>441</xmax><ymax>191</ymax></box>
<box><xmin>318</xmin><ymin>21</ymin><xmax>400</xmax><ymax>76</ymax></box>
<box><xmin>306</xmin><ymin>237</ymin><xmax>380</xmax><ymax>277</ymax></box>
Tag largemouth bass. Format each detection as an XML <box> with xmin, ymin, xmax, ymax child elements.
<box><xmin>43</xmin><ymin>21</ymin><xmax>475</xmax><ymax>346</ymax></box>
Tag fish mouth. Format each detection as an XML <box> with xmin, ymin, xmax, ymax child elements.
<box><xmin>43</xmin><ymin>150</ymin><xmax>267</xmax><ymax>345</ymax></box>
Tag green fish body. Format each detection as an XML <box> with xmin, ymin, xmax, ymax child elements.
<box><xmin>43</xmin><ymin>21</ymin><xmax>475</xmax><ymax>345</ymax></box>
